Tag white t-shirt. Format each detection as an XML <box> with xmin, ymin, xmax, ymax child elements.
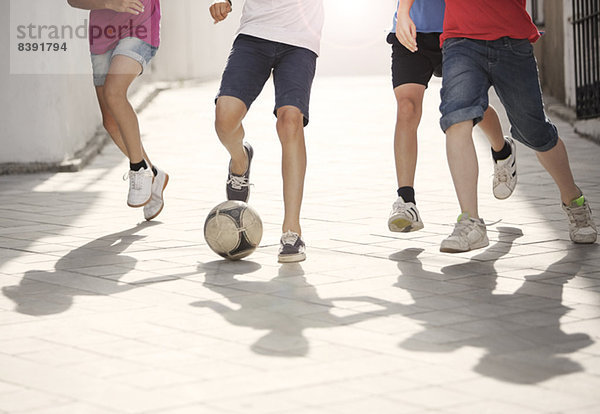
<box><xmin>236</xmin><ymin>0</ymin><xmax>324</xmax><ymax>56</ymax></box>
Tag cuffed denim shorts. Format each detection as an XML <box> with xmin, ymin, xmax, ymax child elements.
<box><xmin>440</xmin><ymin>37</ymin><xmax>558</xmax><ymax>152</ymax></box>
<box><xmin>91</xmin><ymin>37</ymin><xmax>158</xmax><ymax>86</ymax></box>
<box><xmin>217</xmin><ymin>34</ymin><xmax>318</xmax><ymax>126</ymax></box>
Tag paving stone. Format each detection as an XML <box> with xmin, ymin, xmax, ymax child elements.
<box><xmin>0</xmin><ymin>76</ymin><xmax>599</xmax><ymax>413</ymax></box>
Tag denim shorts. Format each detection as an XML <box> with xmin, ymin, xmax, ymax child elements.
<box><xmin>440</xmin><ymin>37</ymin><xmax>558</xmax><ymax>152</ymax></box>
<box><xmin>217</xmin><ymin>34</ymin><xmax>318</xmax><ymax>126</ymax></box>
<box><xmin>91</xmin><ymin>37</ymin><xmax>158</xmax><ymax>86</ymax></box>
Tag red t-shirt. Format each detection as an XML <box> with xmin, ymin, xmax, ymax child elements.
<box><xmin>441</xmin><ymin>0</ymin><xmax>540</xmax><ymax>45</ymax></box>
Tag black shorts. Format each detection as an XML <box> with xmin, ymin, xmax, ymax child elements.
<box><xmin>388</xmin><ymin>32</ymin><xmax>443</xmax><ymax>89</ymax></box>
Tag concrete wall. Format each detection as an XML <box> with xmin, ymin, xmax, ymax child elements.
<box><xmin>0</xmin><ymin>0</ymin><xmax>238</xmax><ymax>171</ymax></box>
<box><xmin>0</xmin><ymin>2</ymin><xmax>100</xmax><ymax>166</ymax></box>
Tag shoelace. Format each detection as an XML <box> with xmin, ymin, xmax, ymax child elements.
<box><xmin>281</xmin><ymin>230</ymin><xmax>299</xmax><ymax>246</ymax></box>
<box><xmin>123</xmin><ymin>169</ymin><xmax>152</xmax><ymax>191</ymax></box>
<box><xmin>392</xmin><ymin>200</ymin><xmax>412</xmax><ymax>213</ymax></box>
<box><xmin>567</xmin><ymin>204</ymin><xmax>593</xmax><ymax>227</ymax></box>
<box><xmin>450</xmin><ymin>219</ymin><xmax>475</xmax><ymax>238</ymax></box>
<box><xmin>450</xmin><ymin>217</ymin><xmax>501</xmax><ymax>238</ymax></box>
<box><xmin>495</xmin><ymin>167</ymin><xmax>510</xmax><ymax>183</ymax></box>
<box><xmin>227</xmin><ymin>175</ymin><xmax>250</xmax><ymax>190</ymax></box>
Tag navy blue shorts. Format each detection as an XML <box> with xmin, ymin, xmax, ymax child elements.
<box><xmin>440</xmin><ymin>37</ymin><xmax>558</xmax><ymax>152</ymax></box>
<box><xmin>217</xmin><ymin>34</ymin><xmax>318</xmax><ymax>126</ymax></box>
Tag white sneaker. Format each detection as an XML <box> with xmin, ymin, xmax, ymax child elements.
<box><xmin>388</xmin><ymin>196</ymin><xmax>424</xmax><ymax>232</ymax></box>
<box><xmin>493</xmin><ymin>137</ymin><xmax>517</xmax><ymax>200</ymax></box>
<box><xmin>125</xmin><ymin>167</ymin><xmax>153</xmax><ymax>207</ymax></box>
<box><xmin>440</xmin><ymin>213</ymin><xmax>489</xmax><ymax>253</ymax></box>
<box><xmin>563</xmin><ymin>195</ymin><xmax>597</xmax><ymax>244</ymax></box>
<box><xmin>144</xmin><ymin>168</ymin><xmax>169</xmax><ymax>221</ymax></box>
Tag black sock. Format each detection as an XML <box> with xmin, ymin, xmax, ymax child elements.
<box><xmin>151</xmin><ymin>166</ymin><xmax>158</xmax><ymax>177</ymax></box>
<box><xmin>492</xmin><ymin>140</ymin><xmax>512</xmax><ymax>161</ymax></box>
<box><xmin>130</xmin><ymin>160</ymin><xmax>147</xmax><ymax>171</ymax></box>
<box><xmin>397</xmin><ymin>186</ymin><xmax>416</xmax><ymax>204</ymax></box>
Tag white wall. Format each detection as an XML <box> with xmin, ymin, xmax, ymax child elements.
<box><xmin>0</xmin><ymin>0</ymin><xmax>237</xmax><ymax>167</ymax></box>
<box><xmin>1</xmin><ymin>1</ymin><xmax>100</xmax><ymax>165</ymax></box>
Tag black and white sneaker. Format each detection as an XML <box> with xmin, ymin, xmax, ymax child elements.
<box><xmin>278</xmin><ymin>231</ymin><xmax>306</xmax><ymax>263</ymax></box>
<box><xmin>226</xmin><ymin>142</ymin><xmax>253</xmax><ymax>202</ymax></box>
<box><xmin>493</xmin><ymin>137</ymin><xmax>517</xmax><ymax>200</ymax></box>
<box><xmin>388</xmin><ymin>196</ymin><xmax>424</xmax><ymax>232</ymax></box>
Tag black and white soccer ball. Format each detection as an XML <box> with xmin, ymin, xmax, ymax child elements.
<box><xmin>204</xmin><ymin>200</ymin><xmax>263</xmax><ymax>260</ymax></box>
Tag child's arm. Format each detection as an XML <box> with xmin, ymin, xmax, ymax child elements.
<box><xmin>209</xmin><ymin>0</ymin><xmax>232</xmax><ymax>24</ymax></box>
<box><xmin>396</xmin><ymin>0</ymin><xmax>417</xmax><ymax>52</ymax></box>
<box><xmin>67</xmin><ymin>0</ymin><xmax>144</xmax><ymax>15</ymax></box>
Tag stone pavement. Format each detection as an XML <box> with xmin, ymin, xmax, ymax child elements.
<box><xmin>0</xmin><ymin>76</ymin><xmax>599</xmax><ymax>414</ymax></box>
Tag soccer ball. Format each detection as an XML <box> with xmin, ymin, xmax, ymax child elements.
<box><xmin>204</xmin><ymin>200</ymin><xmax>263</xmax><ymax>260</ymax></box>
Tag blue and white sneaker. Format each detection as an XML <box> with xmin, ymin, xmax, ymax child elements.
<box><xmin>226</xmin><ymin>142</ymin><xmax>253</xmax><ymax>202</ymax></box>
<box><xmin>388</xmin><ymin>196</ymin><xmax>424</xmax><ymax>232</ymax></box>
<box><xmin>278</xmin><ymin>231</ymin><xmax>306</xmax><ymax>263</ymax></box>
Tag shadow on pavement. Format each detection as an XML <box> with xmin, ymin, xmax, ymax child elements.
<box><xmin>392</xmin><ymin>227</ymin><xmax>595</xmax><ymax>384</ymax></box>
<box><xmin>191</xmin><ymin>261</ymin><xmax>403</xmax><ymax>358</ymax></box>
<box><xmin>2</xmin><ymin>222</ymin><xmax>170</xmax><ymax>315</ymax></box>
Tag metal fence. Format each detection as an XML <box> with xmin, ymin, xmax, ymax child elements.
<box><xmin>572</xmin><ymin>0</ymin><xmax>600</xmax><ymax>119</ymax></box>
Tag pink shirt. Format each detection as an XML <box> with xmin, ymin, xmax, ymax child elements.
<box><xmin>89</xmin><ymin>0</ymin><xmax>161</xmax><ymax>55</ymax></box>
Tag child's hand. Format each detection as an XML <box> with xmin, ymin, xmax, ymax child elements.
<box><xmin>396</xmin><ymin>13</ymin><xmax>417</xmax><ymax>52</ymax></box>
<box><xmin>210</xmin><ymin>0</ymin><xmax>232</xmax><ymax>24</ymax></box>
<box><xmin>105</xmin><ymin>0</ymin><xmax>145</xmax><ymax>15</ymax></box>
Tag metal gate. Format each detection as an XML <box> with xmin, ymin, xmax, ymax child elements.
<box><xmin>572</xmin><ymin>0</ymin><xmax>600</xmax><ymax>119</ymax></box>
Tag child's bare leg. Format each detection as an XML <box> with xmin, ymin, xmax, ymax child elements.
<box><xmin>477</xmin><ymin>105</ymin><xmax>506</xmax><ymax>151</ymax></box>
<box><xmin>393</xmin><ymin>84</ymin><xmax>425</xmax><ymax>188</ymax></box>
<box><xmin>276</xmin><ymin>106</ymin><xmax>306</xmax><ymax>236</ymax></box>
<box><xmin>94</xmin><ymin>85</ymin><xmax>152</xmax><ymax>167</ymax></box>
<box><xmin>102</xmin><ymin>55</ymin><xmax>146</xmax><ymax>165</ymax></box>
<box><xmin>446</xmin><ymin>120</ymin><xmax>479</xmax><ymax>218</ymax></box>
<box><xmin>214</xmin><ymin>96</ymin><xmax>248</xmax><ymax>174</ymax></box>
<box><xmin>535</xmin><ymin>138</ymin><xmax>581</xmax><ymax>204</ymax></box>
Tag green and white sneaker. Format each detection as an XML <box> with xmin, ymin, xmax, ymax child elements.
<box><xmin>563</xmin><ymin>195</ymin><xmax>597</xmax><ymax>244</ymax></box>
<box><xmin>440</xmin><ymin>213</ymin><xmax>489</xmax><ymax>253</ymax></box>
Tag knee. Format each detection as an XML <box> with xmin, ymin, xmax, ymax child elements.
<box><xmin>214</xmin><ymin>103</ymin><xmax>241</xmax><ymax>136</ymax></box>
<box><xmin>276</xmin><ymin>107</ymin><xmax>304</xmax><ymax>141</ymax></box>
<box><xmin>103</xmin><ymin>82</ymin><xmax>127</xmax><ymax>109</ymax></box>
<box><xmin>396</xmin><ymin>97</ymin><xmax>420</xmax><ymax>124</ymax></box>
